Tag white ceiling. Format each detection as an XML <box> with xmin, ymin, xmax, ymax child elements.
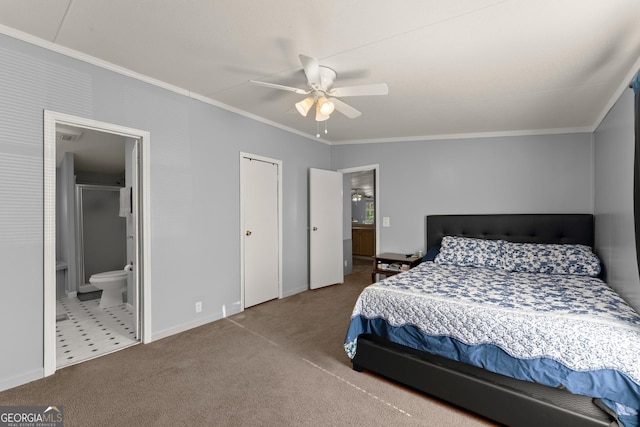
<box><xmin>56</xmin><ymin>126</ymin><xmax>125</xmax><ymax>174</ymax></box>
<box><xmin>1</xmin><ymin>1</ymin><xmax>640</xmax><ymax>144</ymax></box>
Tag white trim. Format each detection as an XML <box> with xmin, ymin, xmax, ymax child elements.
<box><xmin>43</xmin><ymin>113</ymin><xmax>56</xmax><ymax>376</ymax></box>
<box><xmin>0</xmin><ymin>25</ymin><xmax>190</xmax><ymax>98</ymax></box>
<box><xmin>0</xmin><ymin>24</ymin><xmax>596</xmax><ymax>147</ymax></box>
<box><xmin>239</xmin><ymin>152</ymin><xmax>284</xmax><ymax>311</ymax></box>
<box><xmin>189</xmin><ymin>92</ymin><xmax>329</xmax><ymax>144</ymax></box>
<box><xmin>43</xmin><ymin>111</ymin><xmax>152</xmax><ymax>377</ymax></box>
<box><xmin>331</xmin><ymin>127</ymin><xmax>595</xmax><ymax>145</ymax></box>
<box><xmin>338</xmin><ymin>164</ymin><xmax>381</xmax><ymax>257</ymax></box>
<box><xmin>0</xmin><ymin>25</ymin><xmax>327</xmax><ymax>146</ymax></box>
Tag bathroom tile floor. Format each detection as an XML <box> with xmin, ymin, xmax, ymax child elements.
<box><xmin>56</xmin><ymin>296</ymin><xmax>138</xmax><ymax>368</ymax></box>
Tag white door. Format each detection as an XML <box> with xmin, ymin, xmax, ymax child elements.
<box><xmin>128</xmin><ymin>139</ymin><xmax>140</xmax><ymax>339</ymax></box>
<box><xmin>309</xmin><ymin>168</ymin><xmax>344</xmax><ymax>289</ymax></box>
<box><xmin>242</xmin><ymin>156</ymin><xmax>279</xmax><ymax>307</ymax></box>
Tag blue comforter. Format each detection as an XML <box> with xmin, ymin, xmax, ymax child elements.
<box><xmin>344</xmin><ymin>262</ymin><xmax>640</xmax><ymax>426</ymax></box>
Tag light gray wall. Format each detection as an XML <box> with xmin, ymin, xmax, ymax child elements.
<box><xmin>0</xmin><ymin>34</ymin><xmax>329</xmax><ymax>390</ymax></box>
<box><xmin>331</xmin><ymin>134</ymin><xmax>594</xmax><ymax>254</ymax></box>
<box><xmin>594</xmin><ymin>88</ymin><xmax>640</xmax><ymax>312</ymax></box>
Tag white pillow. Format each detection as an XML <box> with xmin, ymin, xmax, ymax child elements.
<box><xmin>503</xmin><ymin>242</ymin><xmax>601</xmax><ymax>276</ymax></box>
<box><xmin>434</xmin><ymin>236</ymin><xmax>505</xmax><ymax>270</ymax></box>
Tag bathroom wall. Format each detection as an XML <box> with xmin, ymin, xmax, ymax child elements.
<box><xmin>55</xmin><ymin>152</ymin><xmax>77</xmax><ymax>295</ymax></box>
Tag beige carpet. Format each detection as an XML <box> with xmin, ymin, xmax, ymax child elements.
<box><xmin>0</xmin><ymin>270</ymin><xmax>495</xmax><ymax>426</ymax></box>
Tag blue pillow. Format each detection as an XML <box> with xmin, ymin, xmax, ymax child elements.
<box><xmin>422</xmin><ymin>245</ymin><xmax>440</xmax><ymax>262</ymax></box>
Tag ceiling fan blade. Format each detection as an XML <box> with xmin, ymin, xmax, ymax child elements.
<box><xmin>329</xmin><ymin>97</ymin><xmax>361</xmax><ymax>119</ymax></box>
<box><xmin>249</xmin><ymin>80</ymin><xmax>310</xmax><ymax>95</ymax></box>
<box><xmin>329</xmin><ymin>83</ymin><xmax>389</xmax><ymax>97</ymax></box>
<box><xmin>298</xmin><ymin>54</ymin><xmax>321</xmax><ymax>88</ymax></box>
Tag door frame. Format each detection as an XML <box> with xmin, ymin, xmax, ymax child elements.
<box><xmin>239</xmin><ymin>152</ymin><xmax>283</xmax><ymax>311</ymax></box>
<box><xmin>43</xmin><ymin>111</ymin><xmax>152</xmax><ymax>376</ymax></box>
<box><xmin>337</xmin><ymin>164</ymin><xmax>380</xmax><ymax>258</ymax></box>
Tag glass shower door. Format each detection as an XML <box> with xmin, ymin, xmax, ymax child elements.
<box><xmin>76</xmin><ymin>185</ymin><xmax>126</xmax><ymax>287</ymax></box>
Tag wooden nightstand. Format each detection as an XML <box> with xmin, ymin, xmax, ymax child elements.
<box><xmin>372</xmin><ymin>252</ymin><xmax>422</xmax><ymax>283</ymax></box>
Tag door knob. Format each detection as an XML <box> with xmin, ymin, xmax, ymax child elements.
<box><xmin>246</xmin><ymin>230</ymin><xmax>252</xmax><ymax>236</ymax></box>
<box><xmin>312</xmin><ymin>227</ymin><xmax>318</xmax><ymax>231</ymax></box>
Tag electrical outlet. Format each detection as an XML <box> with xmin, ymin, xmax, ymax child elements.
<box><xmin>195</xmin><ymin>301</ymin><xmax>202</xmax><ymax>313</ymax></box>
<box><xmin>383</xmin><ymin>217</ymin><xmax>391</xmax><ymax>227</ymax></box>
<box><xmin>344</xmin><ymin>260</ymin><xmax>348</xmax><ymax>267</ymax></box>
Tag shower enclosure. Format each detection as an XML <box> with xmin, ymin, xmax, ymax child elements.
<box><xmin>75</xmin><ymin>185</ymin><xmax>126</xmax><ymax>289</ymax></box>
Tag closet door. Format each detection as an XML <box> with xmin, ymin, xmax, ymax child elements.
<box><xmin>241</xmin><ymin>156</ymin><xmax>279</xmax><ymax>308</ymax></box>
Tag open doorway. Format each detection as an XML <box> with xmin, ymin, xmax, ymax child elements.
<box><xmin>350</xmin><ymin>170</ymin><xmax>376</xmax><ymax>272</ymax></box>
<box><xmin>56</xmin><ymin>127</ymin><xmax>139</xmax><ymax>368</ymax></box>
<box><xmin>43</xmin><ymin>111</ymin><xmax>152</xmax><ymax>376</ymax></box>
<box><xmin>338</xmin><ymin>165</ymin><xmax>379</xmax><ymax>275</ymax></box>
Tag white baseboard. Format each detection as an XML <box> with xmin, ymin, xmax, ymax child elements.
<box><xmin>151</xmin><ymin>307</ymin><xmax>241</xmax><ymax>342</ymax></box>
<box><xmin>0</xmin><ymin>368</ymin><xmax>43</xmax><ymax>393</ymax></box>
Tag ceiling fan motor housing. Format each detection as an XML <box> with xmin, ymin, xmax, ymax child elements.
<box><xmin>315</xmin><ymin>66</ymin><xmax>337</xmax><ymax>92</ymax></box>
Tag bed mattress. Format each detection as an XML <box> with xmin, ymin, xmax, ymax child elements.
<box><xmin>344</xmin><ymin>262</ymin><xmax>640</xmax><ymax>426</ymax></box>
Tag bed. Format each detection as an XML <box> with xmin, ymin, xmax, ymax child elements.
<box><xmin>344</xmin><ymin>214</ymin><xmax>640</xmax><ymax>427</ymax></box>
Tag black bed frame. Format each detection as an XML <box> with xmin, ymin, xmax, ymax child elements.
<box><xmin>352</xmin><ymin>214</ymin><xmax>617</xmax><ymax>427</ymax></box>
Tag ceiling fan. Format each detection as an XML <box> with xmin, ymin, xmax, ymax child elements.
<box><xmin>250</xmin><ymin>54</ymin><xmax>389</xmax><ymax>122</ymax></box>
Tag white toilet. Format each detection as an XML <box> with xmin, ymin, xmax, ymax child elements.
<box><xmin>89</xmin><ymin>270</ymin><xmax>127</xmax><ymax>309</ymax></box>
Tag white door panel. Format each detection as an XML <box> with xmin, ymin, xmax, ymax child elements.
<box><xmin>309</xmin><ymin>168</ymin><xmax>344</xmax><ymax>289</ymax></box>
<box><xmin>242</xmin><ymin>157</ymin><xmax>279</xmax><ymax>307</ymax></box>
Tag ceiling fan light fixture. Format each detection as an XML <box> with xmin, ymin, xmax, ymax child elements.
<box><xmin>315</xmin><ymin>104</ymin><xmax>330</xmax><ymax>121</ymax></box>
<box><xmin>317</xmin><ymin>96</ymin><xmax>335</xmax><ymax>116</ymax></box>
<box><xmin>295</xmin><ymin>96</ymin><xmax>314</xmax><ymax>117</ymax></box>
<box><xmin>250</xmin><ymin>54</ymin><xmax>388</xmax><ymax>128</ymax></box>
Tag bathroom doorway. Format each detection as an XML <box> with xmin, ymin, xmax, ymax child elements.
<box><xmin>43</xmin><ymin>111</ymin><xmax>152</xmax><ymax>376</ymax></box>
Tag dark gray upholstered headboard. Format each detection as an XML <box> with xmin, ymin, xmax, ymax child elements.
<box><xmin>426</xmin><ymin>214</ymin><xmax>594</xmax><ymax>249</ymax></box>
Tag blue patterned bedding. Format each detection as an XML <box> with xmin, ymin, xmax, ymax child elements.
<box><xmin>344</xmin><ymin>262</ymin><xmax>640</xmax><ymax>427</ymax></box>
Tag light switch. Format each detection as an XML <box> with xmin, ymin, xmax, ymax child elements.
<box><xmin>383</xmin><ymin>217</ymin><xmax>390</xmax><ymax>227</ymax></box>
